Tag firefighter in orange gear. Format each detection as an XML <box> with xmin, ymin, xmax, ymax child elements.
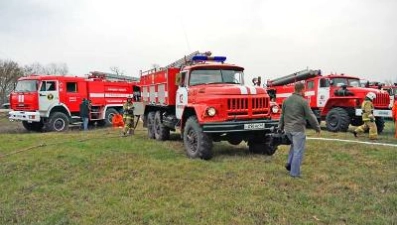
<box><xmin>392</xmin><ymin>100</ymin><xmax>397</xmax><ymax>138</ymax></box>
<box><xmin>353</xmin><ymin>92</ymin><xmax>378</xmax><ymax>140</ymax></box>
<box><xmin>112</xmin><ymin>112</ymin><xmax>124</xmax><ymax>128</ymax></box>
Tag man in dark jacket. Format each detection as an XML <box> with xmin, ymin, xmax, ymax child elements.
<box><xmin>80</xmin><ymin>98</ymin><xmax>91</xmax><ymax>131</ymax></box>
<box><xmin>278</xmin><ymin>82</ymin><xmax>321</xmax><ymax>178</ymax></box>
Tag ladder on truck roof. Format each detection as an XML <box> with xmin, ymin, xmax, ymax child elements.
<box><xmin>164</xmin><ymin>51</ymin><xmax>200</xmax><ymax>69</ymax></box>
<box><xmin>140</xmin><ymin>51</ymin><xmax>214</xmax><ymax>75</ymax></box>
<box><xmin>141</xmin><ymin>51</ymin><xmax>202</xmax><ymax>76</ymax></box>
<box><xmin>88</xmin><ymin>71</ymin><xmax>138</xmax><ymax>82</ymax></box>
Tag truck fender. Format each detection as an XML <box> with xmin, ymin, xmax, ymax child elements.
<box><xmin>102</xmin><ymin>104</ymin><xmax>123</xmax><ymax>120</ymax></box>
<box><xmin>46</xmin><ymin>103</ymin><xmax>71</xmax><ymax>118</ymax></box>
<box><xmin>321</xmin><ymin>98</ymin><xmax>359</xmax><ymax>117</ymax></box>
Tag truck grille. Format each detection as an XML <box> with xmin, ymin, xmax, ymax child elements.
<box><xmin>15</xmin><ymin>105</ymin><xmax>32</xmax><ymax>111</ymax></box>
<box><xmin>373</xmin><ymin>92</ymin><xmax>390</xmax><ymax>107</ymax></box>
<box><xmin>227</xmin><ymin>97</ymin><xmax>269</xmax><ymax>117</ymax></box>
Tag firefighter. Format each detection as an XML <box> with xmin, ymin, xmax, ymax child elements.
<box><xmin>122</xmin><ymin>95</ymin><xmax>135</xmax><ymax>136</ymax></box>
<box><xmin>392</xmin><ymin>100</ymin><xmax>397</xmax><ymax>138</ymax></box>
<box><xmin>353</xmin><ymin>92</ymin><xmax>378</xmax><ymax>140</ymax></box>
<box><xmin>112</xmin><ymin>112</ymin><xmax>124</xmax><ymax>128</ymax></box>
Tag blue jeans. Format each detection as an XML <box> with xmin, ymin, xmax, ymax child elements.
<box><xmin>286</xmin><ymin>132</ymin><xmax>306</xmax><ymax>177</ymax></box>
<box><xmin>82</xmin><ymin>117</ymin><xmax>89</xmax><ymax>131</ymax></box>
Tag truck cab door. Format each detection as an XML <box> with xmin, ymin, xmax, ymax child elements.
<box><xmin>63</xmin><ymin>81</ymin><xmax>86</xmax><ymax>113</ymax></box>
<box><xmin>176</xmin><ymin>72</ymin><xmax>188</xmax><ymax>119</ymax></box>
<box><xmin>38</xmin><ymin>80</ymin><xmax>60</xmax><ymax>112</ymax></box>
<box><xmin>317</xmin><ymin>78</ymin><xmax>330</xmax><ymax>107</ymax></box>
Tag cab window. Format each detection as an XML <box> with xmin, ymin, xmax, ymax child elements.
<box><xmin>320</xmin><ymin>78</ymin><xmax>330</xmax><ymax>87</ymax></box>
<box><xmin>66</xmin><ymin>82</ymin><xmax>78</xmax><ymax>92</ymax></box>
<box><xmin>307</xmin><ymin>81</ymin><xmax>314</xmax><ymax>90</ymax></box>
<box><xmin>40</xmin><ymin>81</ymin><xmax>56</xmax><ymax>91</ymax></box>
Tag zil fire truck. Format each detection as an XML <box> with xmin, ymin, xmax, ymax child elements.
<box><xmin>266</xmin><ymin>69</ymin><xmax>392</xmax><ymax>133</ymax></box>
<box><xmin>139</xmin><ymin>51</ymin><xmax>289</xmax><ymax>160</ymax></box>
<box><xmin>361</xmin><ymin>80</ymin><xmax>397</xmax><ymax>107</ymax></box>
<box><xmin>9</xmin><ymin>72</ymin><xmax>140</xmax><ymax>132</ymax></box>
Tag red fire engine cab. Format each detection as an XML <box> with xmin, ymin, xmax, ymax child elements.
<box><xmin>361</xmin><ymin>80</ymin><xmax>397</xmax><ymax>107</ymax></box>
<box><xmin>139</xmin><ymin>51</ymin><xmax>289</xmax><ymax>160</ymax></box>
<box><xmin>9</xmin><ymin>72</ymin><xmax>139</xmax><ymax>132</ymax></box>
<box><xmin>266</xmin><ymin>69</ymin><xmax>392</xmax><ymax>133</ymax></box>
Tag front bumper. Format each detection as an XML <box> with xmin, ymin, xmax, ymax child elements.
<box><xmin>9</xmin><ymin>111</ymin><xmax>41</xmax><ymax>122</ymax></box>
<box><xmin>202</xmin><ymin>119</ymin><xmax>279</xmax><ymax>133</ymax></box>
<box><xmin>355</xmin><ymin>109</ymin><xmax>392</xmax><ymax>118</ymax></box>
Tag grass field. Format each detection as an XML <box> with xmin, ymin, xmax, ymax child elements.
<box><xmin>0</xmin><ymin>113</ymin><xmax>396</xmax><ymax>225</ymax></box>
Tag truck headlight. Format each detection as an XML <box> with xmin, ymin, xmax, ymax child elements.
<box><xmin>206</xmin><ymin>107</ymin><xmax>216</xmax><ymax>117</ymax></box>
<box><xmin>271</xmin><ymin>105</ymin><xmax>280</xmax><ymax>114</ymax></box>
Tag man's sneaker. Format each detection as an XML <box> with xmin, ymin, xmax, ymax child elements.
<box><xmin>352</xmin><ymin>131</ymin><xmax>358</xmax><ymax>138</ymax></box>
<box><xmin>285</xmin><ymin>163</ymin><xmax>291</xmax><ymax>171</ymax></box>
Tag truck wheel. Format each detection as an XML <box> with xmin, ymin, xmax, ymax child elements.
<box><xmin>264</xmin><ymin>144</ymin><xmax>277</xmax><ymax>155</ymax></box>
<box><xmin>375</xmin><ymin>117</ymin><xmax>385</xmax><ymax>133</ymax></box>
<box><xmin>325</xmin><ymin>107</ymin><xmax>350</xmax><ymax>132</ymax></box>
<box><xmin>45</xmin><ymin>112</ymin><xmax>69</xmax><ymax>132</ymax></box>
<box><xmin>22</xmin><ymin>121</ymin><xmax>44</xmax><ymax>132</ymax></box>
<box><xmin>248</xmin><ymin>140</ymin><xmax>264</xmax><ymax>154</ymax></box>
<box><xmin>103</xmin><ymin>108</ymin><xmax>118</xmax><ymax>126</ymax></box>
<box><xmin>154</xmin><ymin>111</ymin><xmax>170</xmax><ymax>141</ymax></box>
<box><xmin>183</xmin><ymin>116</ymin><xmax>213</xmax><ymax>160</ymax></box>
<box><xmin>227</xmin><ymin>134</ymin><xmax>243</xmax><ymax>145</ymax></box>
<box><xmin>147</xmin><ymin>112</ymin><xmax>156</xmax><ymax>139</ymax></box>
<box><xmin>248</xmin><ymin>140</ymin><xmax>277</xmax><ymax>156</ymax></box>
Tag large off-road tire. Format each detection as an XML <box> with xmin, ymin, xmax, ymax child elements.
<box><xmin>45</xmin><ymin>112</ymin><xmax>69</xmax><ymax>132</ymax></box>
<box><xmin>22</xmin><ymin>121</ymin><xmax>44</xmax><ymax>132</ymax></box>
<box><xmin>248</xmin><ymin>140</ymin><xmax>277</xmax><ymax>156</ymax></box>
<box><xmin>325</xmin><ymin>107</ymin><xmax>350</xmax><ymax>132</ymax></box>
<box><xmin>375</xmin><ymin>117</ymin><xmax>385</xmax><ymax>134</ymax></box>
<box><xmin>264</xmin><ymin>144</ymin><xmax>277</xmax><ymax>155</ymax></box>
<box><xmin>227</xmin><ymin>134</ymin><xmax>243</xmax><ymax>145</ymax></box>
<box><xmin>147</xmin><ymin>111</ymin><xmax>156</xmax><ymax>139</ymax></box>
<box><xmin>183</xmin><ymin>116</ymin><xmax>213</xmax><ymax>160</ymax></box>
<box><xmin>102</xmin><ymin>108</ymin><xmax>118</xmax><ymax>126</ymax></box>
<box><xmin>154</xmin><ymin>111</ymin><xmax>170</xmax><ymax>141</ymax></box>
<box><xmin>248</xmin><ymin>140</ymin><xmax>263</xmax><ymax>154</ymax></box>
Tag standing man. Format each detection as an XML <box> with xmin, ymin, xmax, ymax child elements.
<box><xmin>122</xmin><ymin>95</ymin><xmax>135</xmax><ymax>136</ymax></box>
<box><xmin>278</xmin><ymin>82</ymin><xmax>321</xmax><ymax>178</ymax></box>
<box><xmin>353</xmin><ymin>92</ymin><xmax>378</xmax><ymax>140</ymax></box>
<box><xmin>80</xmin><ymin>98</ymin><xmax>91</xmax><ymax>131</ymax></box>
<box><xmin>392</xmin><ymin>100</ymin><xmax>397</xmax><ymax>138</ymax></box>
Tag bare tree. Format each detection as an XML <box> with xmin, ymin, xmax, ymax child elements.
<box><xmin>24</xmin><ymin>62</ymin><xmax>68</xmax><ymax>75</ymax></box>
<box><xmin>0</xmin><ymin>59</ymin><xmax>23</xmax><ymax>104</ymax></box>
<box><xmin>23</xmin><ymin>62</ymin><xmax>46</xmax><ymax>75</ymax></box>
<box><xmin>110</xmin><ymin>66</ymin><xmax>125</xmax><ymax>76</ymax></box>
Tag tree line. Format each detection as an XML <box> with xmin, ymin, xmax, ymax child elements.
<box><xmin>0</xmin><ymin>59</ymin><xmax>68</xmax><ymax>105</ymax></box>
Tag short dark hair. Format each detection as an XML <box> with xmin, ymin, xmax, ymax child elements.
<box><xmin>294</xmin><ymin>82</ymin><xmax>305</xmax><ymax>93</ymax></box>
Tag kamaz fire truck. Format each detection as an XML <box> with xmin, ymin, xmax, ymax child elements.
<box><xmin>139</xmin><ymin>51</ymin><xmax>289</xmax><ymax>160</ymax></box>
<box><xmin>9</xmin><ymin>72</ymin><xmax>139</xmax><ymax>132</ymax></box>
<box><xmin>266</xmin><ymin>69</ymin><xmax>392</xmax><ymax>133</ymax></box>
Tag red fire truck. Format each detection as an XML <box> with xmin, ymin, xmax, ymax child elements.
<box><xmin>139</xmin><ymin>51</ymin><xmax>289</xmax><ymax>160</ymax></box>
<box><xmin>9</xmin><ymin>72</ymin><xmax>140</xmax><ymax>132</ymax></box>
<box><xmin>266</xmin><ymin>69</ymin><xmax>392</xmax><ymax>133</ymax></box>
<box><xmin>361</xmin><ymin>80</ymin><xmax>397</xmax><ymax>107</ymax></box>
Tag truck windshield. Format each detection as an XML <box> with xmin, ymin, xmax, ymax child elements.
<box><xmin>331</xmin><ymin>78</ymin><xmax>360</xmax><ymax>87</ymax></box>
<box><xmin>189</xmin><ymin>69</ymin><xmax>244</xmax><ymax>86</ymax></box>
<box><xmin>14</xmin><ymin>80</ymin><xmax>38</xmax><ymax>92</ymax></box>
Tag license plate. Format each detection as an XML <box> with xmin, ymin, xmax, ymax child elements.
<box><xmin>244</xmin><ymin>123</ymin><xmax>265</xmax><ymax>130</ymax></box>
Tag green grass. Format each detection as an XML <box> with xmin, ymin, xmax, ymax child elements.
<box><xmin>0</xmin><ymin>120</ymin><xmax>396</xmax><ymax>225</ymax></box>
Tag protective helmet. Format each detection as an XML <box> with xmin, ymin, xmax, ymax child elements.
<box><xmin>366</xmin><ymin>92</ymin><xmax>376</xmax><ymax>100</ymax></box>
<box><xmin>127</xmin><ymin>95</ymin><xmax>133</xmax><ymax>99</ymax></box>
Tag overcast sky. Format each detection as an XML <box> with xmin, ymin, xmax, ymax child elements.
<box><xmin>1</xmin><ymin>0</ymin><xmax>396</xmax><ymax>83</ymax></box>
